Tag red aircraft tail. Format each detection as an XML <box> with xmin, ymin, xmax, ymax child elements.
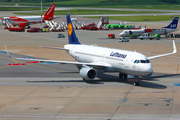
<box><xmin>43</xmin><ymin>4</ymin><xmax>56</xmax><ymax>20</ymax></box>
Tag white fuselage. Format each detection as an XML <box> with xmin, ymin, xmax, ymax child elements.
<box><xmin>64</xmin><ymin>44</ymin><xmax>153</xmax><ymax>76</ymax></box>
<box><xmin>119</xmin><ymin>28</ymin><xmax>178</xmax><ymax>37</ymax></box>
<box><xmin>2</xmin><ymin>16</ymin><xmax>48</xmax><ymax>25</ymax></box>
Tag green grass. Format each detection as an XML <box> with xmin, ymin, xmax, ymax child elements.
<box><xmin>14</xmin><ymin>9</ymin><xmax>171</xmax><ymax>15</ymax></box>
<box><xmin>2</xmin><ymin>0</ymin><xmax>180</xmax><ymax>10</ymax></box>
<box><xmin>0</xmin><ymin>7</ymin><xmax>45</xmax><ymax>11</ymax></box>
<box><xmin>86</xmin><ymin>15</ymin><xmax>180</xmax><ymax>22</ymax></box>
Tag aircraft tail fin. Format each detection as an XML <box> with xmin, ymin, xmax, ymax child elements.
<box><xmin>66</xmin><ymin>14</ymin><xmax>81</xmax><ymax>44</ymax></box>
<box><xmin>44</xmin><ymin>4</ymin><xmax>56</xmax><ymax>18</ymax></box>
<box><xmin>163</xmin><ymin>17</ymin><xmax>179</xmax><ymax>29</ymax></box>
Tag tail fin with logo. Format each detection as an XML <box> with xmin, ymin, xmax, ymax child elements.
<box><xmin>163</xmin><ymin>17</ymin><xmax>179</xmax><ymax>29</ymax></box>
<box><xmin>66</xmin><ymin>14</ymin><xmax>81</xmax><ymax>44</ymax></box>
<box><xmin>43</xmin><ymin>4</ymin><xmax>56</xmax><ymax>20</ymax></box>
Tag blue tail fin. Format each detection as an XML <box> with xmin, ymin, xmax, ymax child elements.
<box><xmin>163</xmin><ymin>17</ymin><xmax>179</xmax><ymax>29</ymax></box>
<box><xmin>66</xmin><ymin>14</ymin><xmax>81</xmax><ymax>44</ymax></box>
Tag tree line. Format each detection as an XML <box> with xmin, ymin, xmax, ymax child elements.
<box><xmin>158</xmin><ymin>0</ymin><xmax>179</xmax><ymax>3</ymax></box>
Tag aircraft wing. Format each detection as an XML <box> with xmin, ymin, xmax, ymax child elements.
<box><xmin>147</xmin><ymin>40</ymin><xmax>177</xmax><ymax>60</ymax></box>
<box><xmin>39</xmin><ymin>46</ymin><xmax>68</xmax><ymax>50</ymax></box>
<box><xmin>5</xmin><ymin>45</ymin><xmax>109</xmax><ymax>68</ymax></box>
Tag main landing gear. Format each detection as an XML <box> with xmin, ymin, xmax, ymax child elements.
<box><xmin>119</xmin><ymin>73</ymin><xmax>140</xmax><ymax>86</ymax></box>
<box><xmin>119</xmin><ymin>73</ymin><xmax>127</xmax><ymax>79</ymax></box>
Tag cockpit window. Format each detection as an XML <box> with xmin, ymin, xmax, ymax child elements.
<box><xmin>134</xmin><ymin>59</ymin><xmax>150</xmax><ymax>64</ymax></box>
<box><xmin>140</xmin><ymin>60</ymin><xmax>146</xmax><ymax>63</ymax></box>
<box><xmin>146</xmin><ymin>60</ymin><xmax>150</xmax><ymax>63</ymax></box>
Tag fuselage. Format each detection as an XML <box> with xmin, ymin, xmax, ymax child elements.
<box><xmin>64</xmin><ymin>44</ymin><xmax>153</xmax><ymax>76</ymax></box>
<box><xmin>2</xmin><ymin>15</ymin><xmax>54</xmax><ymax>25</ymax></box>
<box><xmin>119</xmin><ymin>28</ymin><xmax>178</xmax><ymax>37</ymax></box>
<box><xmin>1</xmin><ymin>4</ymin><xmax>56</xmax><ymax>27</ymax></box>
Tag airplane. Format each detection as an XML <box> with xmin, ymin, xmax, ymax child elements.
<box><xmin>5</xmin><ymin>14</ymin><xmax>177</xmax><ymax>86</ymax></box>
<box><xmin>119</xmin><ymin>17</ymin><xmax>179</xmax><ymax>37</ymax></box>
<box><xmin>1</xmin><ymin>4</ymin><xmax>56</xmax><ymax>28</ymax></box>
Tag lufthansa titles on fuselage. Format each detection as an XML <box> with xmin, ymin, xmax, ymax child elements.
<box><xmin>110</xmin><ymin>52</ymin><xmax>127</xmax><ymax>59</ymax></box>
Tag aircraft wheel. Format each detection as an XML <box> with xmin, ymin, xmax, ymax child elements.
<box><xmin>134</xmin><ymin>81</ymin><xmax>139</xmax><ymax>86</ymax></box>
<box><xmin>119</xmin><ymin>73</ymin><xmax>123</xmax><ymax>79</ymax></box>
<box><xmin>124</xmin><ymin>74</ymin><xmax>128</xmax><ymax>79</ymax></box>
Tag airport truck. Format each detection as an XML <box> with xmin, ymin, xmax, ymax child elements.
<box><xmin>139</xmin><ymin>33</ymin><xmax>154</xmax><ymax>40</ymax></box>
<box><xmin>139</xmin><ymin>33</ymin><xmax>160</xmax><ymax>40</ymax></box>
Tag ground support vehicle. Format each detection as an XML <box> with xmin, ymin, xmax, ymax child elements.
<box><xmin>27</xmin><ymin>27</ymin><xmax>41</xmax><ymax>32</ymax></box>
<box><xmin>119</xmin><ymin>37</ymin><xmax>129</xmax><ymax>42</ymax></box>
<box><xmin>140</xmin><ymin>33</ymin><xmax>160</xmax><ymax>40</ymax></box>
<box><xmin>140</xmin><ymin>33</ymin><xmax>154</xmax><ymax>40</ymax></box>
<box><xmin>129</xmin><ymin>34</ymin><xmax>138</xmax><ymax>39</ymax></box>
<box><xmin>8</xmin><ymin>27</ymin><xmax>25</xmax><ymax>32</ymax></box>
<box><xmin>154</xmin><ymin>34</ymin><xmax>161</xmax><ymax>40</ymax></box>
<box><xmin>57</xmin><ymin>33</ymin><xmax>65</xmax><ymax>38</ymax></box>
<box><xmin>108</xmin><ymin>34</ymin><xmax>115</xmax><ymax>39</ymax></box>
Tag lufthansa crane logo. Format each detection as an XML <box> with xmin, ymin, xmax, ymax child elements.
<box><xmin>68</xmin><ymin>23</ymin><xmax>73</xmax><ymax>36</ymax></box>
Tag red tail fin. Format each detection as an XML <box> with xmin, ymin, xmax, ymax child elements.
<box><xmin>44</xmin><ymin>4</ymin><xmax>55</xmax><ymax>18</ymax></box>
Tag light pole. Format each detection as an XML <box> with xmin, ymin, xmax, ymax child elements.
<box><xmin>40</xmin><ymin>0</ymin><xmax>43</xmax><ymax>31</ymax></box>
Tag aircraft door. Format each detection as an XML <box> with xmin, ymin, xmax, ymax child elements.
<box><xmin>125</xmin><ymin>55</ymin><xmax>131</xmax><ymax>68</ymax></box>
<box><xmin>101</xmin><ymin>54</ymin><xmax>105</xmax><ymax>62</ymax></box>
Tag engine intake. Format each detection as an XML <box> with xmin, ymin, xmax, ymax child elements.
<box><xmin>79</xmin><ymin>66</ymin><xmax>96</xmax><ymax>80</ymax></box>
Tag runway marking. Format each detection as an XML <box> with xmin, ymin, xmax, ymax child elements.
<box><xmin>0</xmin><ymin>52</ymin><xmax>7</xmax><ymax>54</ymax></box>
<box><xmin>0</xmin><ymin>115</ymin><xmax>171</xmax><ymax>120</ymax></box>
<box><xmin>0</xmin><ymin>55</ymin><xmax>76</xmax><ymax>73</ymax></box>
<box><xmin>0</xmin><ymin>56</ymin><xmax>17</xmax><ymax>69</ymax></box>
<box><xmin>174</xmin><ymin>83</ymin><xmax>180</xmax><ymax>86</ymax></box>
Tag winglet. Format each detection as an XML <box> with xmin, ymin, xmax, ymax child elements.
<box><xmin>148</xmin><ymin>40</ymin><xmax>177</xmax><ymax>60</ymax></box>
<box><xmin>173</xmin><ymin>40</ymin><xmax>177</xmax><ymax>53</ymax></box>
<box><xmin>4</xmin><ymin>45</ymin><xmax>12</xmax><ymax>59</ymax></box>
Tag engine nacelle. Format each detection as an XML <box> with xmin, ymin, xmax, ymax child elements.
<box><xmin>18</xmin><ymin>23</ymin><xmax>26</xmax><ymax>28</ymax></box>
<box><xmin>79</xmin><ymin>66</ymin><xmax>96</xmax><ymax>80</ymax></box>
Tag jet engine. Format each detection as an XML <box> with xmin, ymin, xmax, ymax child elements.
<box><xmin>79</xmin><ymin>66</ymin><xmax>96</xmax><ymax>80</ymax></box>
<box><xmin>18</xmin><ymin>23</ymin><xmax>26</xmax><ymax>28</ymax></box>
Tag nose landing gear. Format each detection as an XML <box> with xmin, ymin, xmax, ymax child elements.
<box><xmin>134</xmin><ymin>76</ymin><xmax>139</xmax><ymax>86</ymax></box>
<box><xmin>119</xmin><ymin>73</ymin><xmax>140</xmax><ymax>86</ymax></box>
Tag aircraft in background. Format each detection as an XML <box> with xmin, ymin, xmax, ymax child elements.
<box><xmin>119</xmin><ymin>17</ymin><xmax>179</xmax><ymax>37</ymax></box>
<box><xmin>1</xmin><ymin>4</ymin><xmax>56</xmax><ymax>28</ymax></box>
<box><xmin>5</xmin><ymin>14</ymin><xmax>177</xmax><ymax>86</ymax></box>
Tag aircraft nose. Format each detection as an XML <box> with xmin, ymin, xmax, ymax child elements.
<box><xmin>119</xmin><ymin>32</ymin><xmax>123</xmax><ymax>36</ymax></box>
<box><xmin>143</xmin><ymin>64</ymin><xmax>153</xmax><ymax>76</ymax></box>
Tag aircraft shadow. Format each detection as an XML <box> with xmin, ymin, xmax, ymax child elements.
<box><xmin>25</xmin><ymin>72</ymin><xmax>180</xmax><ymax>89</ymax></box>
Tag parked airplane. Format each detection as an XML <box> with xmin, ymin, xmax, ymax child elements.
<box><xmin>119</xmin><ymin>17</ymin><xmax>179</xmax><ymax>37</ymax></box>
<box><xmin>1</xmin><ymin>4</ymin><xmax>56</xmax><ymax>28</ymax></box>
<box><xmin>5</xmin><ymin>14</ymin><xmax>177</xmax><ymax>86</ymax></box>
